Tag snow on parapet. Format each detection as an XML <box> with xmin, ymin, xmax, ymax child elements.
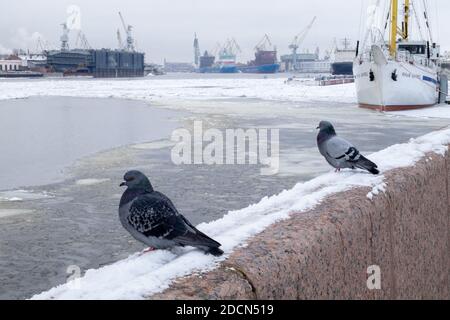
<box><xmin>31</xmin><ymin>127</ymin><xmax>450</xmax><ymax>300</ymax></box>
<box><xmin>0</xmin><ymin>78</ymin><xmax>356</xmax><ymax>105</ymax></box>
<box><xmin>367</xmin><ymin>183</ymin><xmax>387</xmax><ymax>200</ymax></box>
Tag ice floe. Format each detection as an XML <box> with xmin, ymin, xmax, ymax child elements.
<box><xmin>75</xmin><ymin>179</ymin><xmax>111</xmax><ymax>186</ymax></box>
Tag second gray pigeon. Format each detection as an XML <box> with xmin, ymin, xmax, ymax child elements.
<box><xmin>317</xmin><ymin>121</ymin><xmax>379</xmax><ymax>175</ymax></box>
<box><xmin>119</xmin><ymin>170</ymin><xmax>224</xmax><ymax>256</ymax></box>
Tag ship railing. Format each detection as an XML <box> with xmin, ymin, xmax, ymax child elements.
<box><xmin>357</xmin><ymin>45</ymin><xmax>436</xmax><ymax>69</ymax></box>
<box><xmin>396</xmin><ymin>50</ymin><xmax>435</xmax><ymax>68</ymax></box>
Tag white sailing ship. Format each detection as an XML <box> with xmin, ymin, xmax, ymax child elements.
<box><xmin>354</xmin><ymin>0</ymin><xmax>442</xmax><ymax>111</ymax></box>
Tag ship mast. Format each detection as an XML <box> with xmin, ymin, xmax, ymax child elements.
<box><xmin>390</xmin><ymin>0</ymin><xmax>398</xmax><ymax>57</ymax></box>
<box><xmin>402</xmin><ymin>0</ymin><xmax>410</xmax><ymax>40</ymax></box>
<box><xmin>389</xmin><ymin>0</ymin><xmax>410</xmax><ymax>58</ymax></box>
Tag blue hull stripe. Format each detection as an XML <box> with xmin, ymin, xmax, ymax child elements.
<box><xmin>423</xmin><ymin>76</ymin><xmax>437</xmax><ymax>84</ymax></box>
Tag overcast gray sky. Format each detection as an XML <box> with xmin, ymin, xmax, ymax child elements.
<box><xmin>0</xmin><ymin>0</ymin><xmax>448</xmax><ymax>63</ymax></box>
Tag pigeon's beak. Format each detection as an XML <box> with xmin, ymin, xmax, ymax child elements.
<box><xmin>120</xmin><ymin>181</ymin><xmax>126</xmax><ymax>187</ymax></box>
<box><xmin>316</xmin><ymin>126</ymin><xmax>320</xmax><ymax>130</ymax></box>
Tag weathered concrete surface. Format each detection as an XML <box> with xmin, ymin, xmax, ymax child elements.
<box><xmin>150</xmin><ymin>151</ymin><xmax>450</xmax><ymax>300</ymax></box>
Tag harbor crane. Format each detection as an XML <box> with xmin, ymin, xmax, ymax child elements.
<box><xmin>223</xmin><ymin>38</ymin><xmax>242</xmax><ymax>56</ymax></box>
<box><xmin>60</xmin><ymin>23</ymin><xmax>70</xmax><ymax>51</ymax></box>
<box><xmin>75</xmin><ymin>31</ymin><xmax>91</xmax><ymax>50</ymax></box>
<box><xmin>255</xmin><ymin>34</ymin><xmax>274</xmax><ymax>51</ymax></box>
<box><xmin>36</xmin><ymin>37</ymin><xmax>52</xmax><ymax>52</ymax></box>
<box><xmin>212</xmin><ymin>42</ymin><xmax>222</xmax><ymax>56</ymax></box>
<box><xmin>118</xmin><ymin>11</ymin><xmax>135</xmax><ymax>52</ymax></box>
<box><xmin>215</xmin><ymin>38</ymin><xmax>242</xmax><ymax>62</ymax></box>
<box><xmin>229</xmin><ymin>38</ymin><xmax>242</xmax><ymax>54</ymax></box>
<box><xmin>289</xmin><ymin>16</ymin><xmax>316</xmax><ymax>71</ymax></box>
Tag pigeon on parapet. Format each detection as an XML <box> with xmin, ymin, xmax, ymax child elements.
<box><xmin>316</xmin><ymin>121</ymin><xmax>379</xmax><ymax>175</ymax></box>
<box><xmin>119</xmin><ymin>170</ymin><xmax>224</xmax><ymax>256</ymax></box>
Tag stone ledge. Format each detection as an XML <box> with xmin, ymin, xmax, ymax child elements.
<box><xmin>149</xmin><ymin>150</ymin><xmax>450</xmax><ymax>300</ymax></box>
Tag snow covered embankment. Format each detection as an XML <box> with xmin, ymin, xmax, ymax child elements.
<box><xmin>32</xmin><ymin>128</ymin><xmax>450</xmax><ymax>300</ymax></box>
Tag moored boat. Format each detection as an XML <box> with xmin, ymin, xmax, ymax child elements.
<box><xmin>354</xmin><ymin>0</ymin><xmax>442</xmax><ymax>111</ymax></box>
<box><xmin>237</xmin><ymin>35</ymin><xmax>280</xmax><ymax>74</ymax></box>
<box><xmin>237</xmin><ymin>63</ymin><xmax>280</xmax><ymax>74</ymax></box>
<box><xmin>199</xmin><ymin>65</ymin><xmax>239</xmax><ymax>73</ymax></box>
<box><xmin>331</xmin><ymin>38</ymin><xmax>356</xmax><ymax>75</ymax></box>
<box><xmin>197</xmin><ymin>39</ymin><xmax>240</xmax><ymax>74</ymax></box>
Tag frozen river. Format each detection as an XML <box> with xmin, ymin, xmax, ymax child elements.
<box><xmin>0</xmin><ymin>97</ymin><xmax>182</xmax><ymax>191</ymax></box>
<box><xmin>0</xmin><ymin>77</ymin><xmax>449</xmax><ymax>299</ymax></box>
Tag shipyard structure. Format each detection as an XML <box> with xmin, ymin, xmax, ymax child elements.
<box><xmin>92</xmin><ymin>49</ymin><xmax>144</xmax><ymax>77</ymax></box>
<box><xmin>46</xmin><ymin>49</ymin><xmax>145</xmax><ymax>77</ymax></box>
<box><xmin>442</xmin><ymin>52</ymin><xmax>450</xmax><ymax>77</ymax></box>
<box><xmin>194</xmin><ymin>34</ymin><xmax>280</xmax><ymax>74</ymax></box>
<box><xmin>45</xmin><ymin>13</ymin><xmax>145</xmax><ymax>78</ymax></box>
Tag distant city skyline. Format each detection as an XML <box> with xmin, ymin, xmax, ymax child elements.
<box><xmin>0</xmin><ymin>0</ymin><xmax>448</xmax><ymax>63</ymax></box>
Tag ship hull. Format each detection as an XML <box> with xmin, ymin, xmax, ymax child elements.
<box><xmin>237</xmin><ymin>64</ymin><xmax>280</xmax><ymax>74</ymax></box>
<box><xmin>0</xmin><ymin>71</ymin><xmax>44</xmax><ymax>78</ymax></box>
<box><xmin>354</xmin><ymin>57</ymin><xmax>438</xmax><ymax>112</ymax></box>
<box><xmin>331</xmin><ymin>62</ymin><xmax>353</xmax><ymax>75</ymax></box>
<box><xmin>198</xmin><ymin>65</ymin><xmax>238</xmax><ymax>73</ymax></box>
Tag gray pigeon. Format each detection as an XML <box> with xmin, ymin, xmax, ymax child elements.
<box><xmin>317</xmin><ymin>121</ymin><xmax>379</xmax><ymax>175</ymax></box>
<box><xmin>119</xmin><ymin>170</ymin><xmax>224</xmax><ymax>256</ymax></box>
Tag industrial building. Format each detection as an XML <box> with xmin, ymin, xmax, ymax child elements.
<box><xmin>297</xmin><ymin>60</ymin><xmax>331</xmax><ymax>73</ymax></box>
<box><xmin>0</xmin><ymin>55</ymin><xmax>22</xmax><ymax>71</ymax></box>
<box><xmin>0</xmin><ymin>54</ymin><xmax>44</xmax><ymax>78</ymax></box>
<box><xmin>45</xmin><ymin>12</ymin><xmax>145</xmax><ymax>78</ymax></box>
<box><xmin>280</xmin><ymin>53</ymin><xmax>318</xmax><ymax>72</ymax></box>
<box><xmin>17</xmin><ymin>52</ymin><xmax>47</xmax><ymax>71</ymax></box>
<box><xmin>93</xmin><ymin>49</ymin><xmax>144</xmax><ymax>78</ymax></box>
<box><xmin>164</xmin><ymin>61</ymin><xmax>195</xmax><ymax>73</ymax></box>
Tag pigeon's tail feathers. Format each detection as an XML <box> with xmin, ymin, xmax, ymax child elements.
<box><xmin>176</xmin><ymin>229</ymin><xmax>223</xmax><ymax>255</ymax></box>
<box><xmin>207</xmin><ymin>247</ymin><xmax>224</xmax><ymax>257</ymax></box>
<box><xmin>369</xmin><ymin>167</ymin><xmax>380</xmax><ymax>175</ymax></box>
<box><xmin>355</xmin><ymin>155</ymin><xmax>380</xmax><ymax>175</ymax></box>
<box><xmin>177</xmin><ymin>216</ymin><xmax>223</xmax><ymax>255</ymax></box>
<box><xmin>192</xmin><ymin>227</ymin><xmax>222</xmax><ymax>248</ymax></box>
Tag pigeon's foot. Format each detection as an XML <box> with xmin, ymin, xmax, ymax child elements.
<box><xmin>335</xmin><ymin>168</ymin><xmax>341</xmax><ymax>173</ymax></box>
<box><xmin>142</xmin><ymin>247</ymin><xmax>157</xmax><ymax>254</ymax></box>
